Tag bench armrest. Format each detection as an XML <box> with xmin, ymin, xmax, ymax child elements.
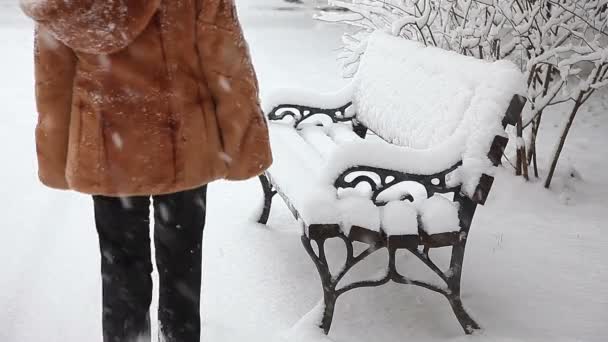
<box><xmin>331</xmin><ymin>162</ymin><xmax>463</xmax><ymax>208</ymax></box>
<box><xmin>263</xmin><ymin>86</ymin><xmax>356</xmax><ymax>128</ymax></box>
<box><xmin>324</xmin><ymin>131</ymin><xmax>508</xmax><ymax>205</ymax></box>
<box><xmin>323</xmin><ymin>140</ymin><xmax>470</xmax><ymax>202</ymax></box>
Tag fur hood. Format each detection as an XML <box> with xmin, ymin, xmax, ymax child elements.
<box><xmin>20</xmin><ymin>0</ymin><xmax>160</xmax><ymax>54</ymax></box>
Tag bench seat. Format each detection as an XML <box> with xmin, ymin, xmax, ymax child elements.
<box><xmin>268</xmin><ymin>121</ymin><xmax>462</xmax><ymax>244</ymax></box>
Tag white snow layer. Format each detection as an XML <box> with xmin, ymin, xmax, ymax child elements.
<box><xmin>279</xmin><ymin>301</ymin><xmax>335</xmax><ymax>342</ymax></box>
<box><xmin>267</xmin><ymin>123</ymin><xmax>339</xmax><ymax>225</ymax></box>
<box><xmin>418</xmin><ymin>195</ymin><xmax>461</xmax><ymax>235</ymax></box>
<box><xmin>381</xmin><ymin>201</ymin><xmax>418</xmax><ymax>236</ymax></box>
<box><xmin>337</xmin><ymin>196</ymin><xmax>381</xmax><ymax>235</ymax></box>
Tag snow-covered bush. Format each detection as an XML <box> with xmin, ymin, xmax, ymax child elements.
<box><xmin>318</xmin><ymin>0</ymin><xmax>608</xmax><ymax>187</ymax></box>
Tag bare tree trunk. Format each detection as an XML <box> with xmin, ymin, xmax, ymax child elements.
<box><xmin>527</xmin><ymin>112</ymin><xmax>542</xmax><ymax>178</ymax></box>
<box><xmin>545</xmin><ymin>63</ymin><xmax>606</xmax><ymax>188</ymax></box>
<box><xmin>544</xmin><ymin>94</ymin><xmax>584</xmax><ymax>188</ymax></box>
<box><xmin>527</xmin><ymin>65</ymin><xmax>553</xmax><ymax>178</ymax></box>
<box><xmin>516</xmin><ymin>115</ymin><xmax>529</xmax><ymax>180</ymax></box>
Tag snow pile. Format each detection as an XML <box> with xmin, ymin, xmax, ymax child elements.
<box><xmin>327</xmin><ymin>124</ymin><xmax>360</xmax><ymax>144</ymax></box>
<box><xmin>267</xmin><ymin>123</ymin><xmax>340</xmax><ymax>225</ymax></box>
<box><xmin>381</xmin><ymin>201</ymin><xmax>418</xmax><ymax>236</ymax></box>
<box><xmin>278</xmin><ymin>301</ymin><xmax>335</xmax><ymax>342</ymax></box>
<box><xmin>375</xmin><ymin>180</ymin><xmax>428</xmax><ymax>203</ymax></box>
<box><xmin>418</xmin><ymin>195</ymin><xmax>461</xmax><ymax>235</ymax></box>
<box><xmin>337</xmin><ymin>197</ymin><xmax>380</xmax><ymax>235</ymax></box>
<box><xmin>379</xmin><ymin>196</ymin><xmax>461</xmax><ymax>236</ymax></box>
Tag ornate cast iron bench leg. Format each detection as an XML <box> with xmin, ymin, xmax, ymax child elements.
<box><xmin>301</xmin><ymin>235</ymin><xmax>338</xmax><ymax>334</ymax></box>
<box><xmin>301</xmin><ymin>232</ymin><xmax>387</xmax><ymax>335</ymax></box>
<box><xmin>301</xmin><ymin>228</ymin><xmax>481</xmax><ymax>335</ymax></box>
<box><xmin>258</xmin><ymin>174</ymin><xmax>277</xmax><ymax>225</ymax></box>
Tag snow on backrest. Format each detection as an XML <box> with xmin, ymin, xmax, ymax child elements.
<box><xmin>353</xmin><ymin>31</ymin><xmax>525</xmax><ymax>151</ymax></box>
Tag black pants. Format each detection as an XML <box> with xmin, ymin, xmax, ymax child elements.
<box><xmin>93</xmin><ymin>186</ymin><xmax>207</xmax><ymax>342</ymax></box>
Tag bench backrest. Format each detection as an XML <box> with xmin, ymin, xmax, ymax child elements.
<box><xmin>353</xmin><ymin>32</ymin><xmax>525</xmax><ymax>151</ymax></box>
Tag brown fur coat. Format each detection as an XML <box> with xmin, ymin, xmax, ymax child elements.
<box><xmin>21</xmin><ymin>0</ymin><xmax>272</xmax><ymax>196</ymax></box>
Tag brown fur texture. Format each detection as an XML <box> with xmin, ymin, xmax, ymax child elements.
<box><xmin>22</xmin><ymin>0</ymin><xmax>272</xmax><ymax>196</ymax></box>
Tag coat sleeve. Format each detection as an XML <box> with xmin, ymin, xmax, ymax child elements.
<box><xmin>196</xmin><ymin>0</ymin><xmax>272</xmax><ymax>180</ymax></box>
<box><xmin>33</xmin><ymin>26</ymin><xmax>77</xmax><ymax>189</ymax></box>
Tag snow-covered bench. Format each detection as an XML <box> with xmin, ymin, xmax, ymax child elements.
<box><xmin>258</xmin><ymin>31</ymin><xmax>526</xmax><ymax>335</ymax></box>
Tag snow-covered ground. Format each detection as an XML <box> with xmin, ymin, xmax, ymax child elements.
<box><xmin>1</xmin><ymin>1</ymin><xmax>606</xmax><ymax>341</ymax></box>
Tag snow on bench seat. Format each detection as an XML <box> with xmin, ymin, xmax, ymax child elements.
<box><xmin>268</xmin><ymin>121</ymin><xmax>462</xmax><ymax>237</ymax></box>
<box><xmin>418</xmin><ymin>195</ymin><xmax>460</xmax><ymax>235</ymax></box>
<box><xmin>299</xmin><ymin>125</ymin><xmax>339</xmax><ymax>159</ymax></box>
<box><xmin>267</xmin><ymin>123</ymin><xmax>339</xmax><ymax>225</ymax></box>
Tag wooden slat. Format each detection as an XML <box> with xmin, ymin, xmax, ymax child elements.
<box><xmin>419</xmin><ymin>231</ymin><xmax>461</xmax><ymax>248</ymax></box>
<box><xmin>487</xmin><ymin>135</ymin><xmax>509</xmax><ymax>166</ymax></box>
<box><xmin>348</xmin><ymin>226</ymin><xmax>385</xmax><ymax>245</ymax></box>
<box><xmin>309</xmin><ymin>224</ymin><xmax>342</xmax><ymax>240</ymax></box>
<box><xmin>472</xmin><ymin>174</ymin><xmax>494</xmax><ymax>205</ymax></box>
<box><xmin>502</xmin><ymin>95</ymin><xmax>527</xmax><ymax>128</ymax></box>
<box><xmin>387</xmin><ymin>235</ymin><xmax>419</xmax><ymax>250</ymax></box>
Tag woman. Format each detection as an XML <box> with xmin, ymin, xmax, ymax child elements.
<box><xmin>20</xmin><ymin>1</ymin><xmax>272</xmax><ymax>341</ymax></box>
